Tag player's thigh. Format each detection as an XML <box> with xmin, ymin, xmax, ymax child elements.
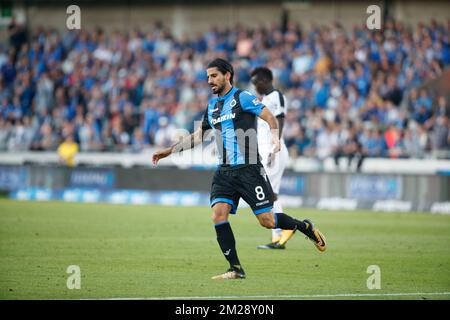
<box><xmin>262</xmin><ymin>145</ymin><xmax>288</xmax><ymax>195</ymax></box>
<box><xmin>210</xmin><ymin>170</ymin><xmax>240</xmax><ymax>219</ymax></box>
<box><xmin>235</xmin><ymin>164</ymin><xmax>274</xmax><ymax>215</ymax></box>
<box><xmin>266</xmin><ymin>160</ymin><xmax>284</xmax><ymax>195</ymax></box>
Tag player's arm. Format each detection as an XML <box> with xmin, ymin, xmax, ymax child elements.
<box><xmin>274</xmin><ymin>92</ymin><xmax>286</xmax><ymax>139</ymax></box>
<box><xmin>153</xmin><ymin>107</ymin><xmax>212</xmax><ymax>165</ymax></box>
<box><xmin>276</xmin><ymin>115</ymin><xmax>284</xmax><ymax>139</ymax></box>
<box><xmin>239</xmin><ymin>90</ymin><xmax>280</xmax><ymax>153</ymax></box>
<box><xmin>152</xmin><ymin>127</ymin><xmax>203</xmax><ymax>165</ymax></box>
<box><xmin>258</xmin><ymin>107</ymin><xmax>281</xmax><ymax>153</ymax></box>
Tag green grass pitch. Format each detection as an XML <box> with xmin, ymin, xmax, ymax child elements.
<box><xmin>1</xmin><ymin>199</ymin><xmax>450</xmax><ymax>300</ymax></box>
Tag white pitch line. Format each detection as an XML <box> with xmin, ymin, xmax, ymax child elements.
<box><xmin>103</xmin><ymin>292</ymin><xmax>450</xmax><ymax>300</ymax></box>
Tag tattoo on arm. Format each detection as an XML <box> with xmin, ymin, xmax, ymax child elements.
<box><xmin>171</xmin><ymin>128</ymin><xmax>202</xmax><ymax>153</ymax></box>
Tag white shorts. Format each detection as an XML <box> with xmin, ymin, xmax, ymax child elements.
<box><xmin>259</xmin><ymin>143</ymin><xmax>289</xmax><ymax>194</ymax></box>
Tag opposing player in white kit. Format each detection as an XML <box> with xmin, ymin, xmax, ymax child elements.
<box><xmin>251</xmin><ymin>67</ymin><xmax>294</xmax><ymax>250</ymax></box>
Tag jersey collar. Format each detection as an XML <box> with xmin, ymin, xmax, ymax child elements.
<box><xmin>217</xmin><ymin>86</ymin><xmax>235</xmax><ymax>101</ymax></box>
<box><xmin>263</xmin><ymin>88</ymin><xmax>275</xmax><ymax>96</ymax></box>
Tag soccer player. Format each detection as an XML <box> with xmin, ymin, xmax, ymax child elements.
<box><xmin>152</xmin><ymin>58</ymin><xmax>326</xmax><ymax>280</ymax></box>
<box><xmin>250</xmin><ymin>67</ymin><xmax>293</xmax><ymax>250</ymax></box>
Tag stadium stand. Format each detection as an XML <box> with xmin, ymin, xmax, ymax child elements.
<box><xmin>0</xmin><ymin>18</ymin><xmax>449</xmax><ymax>166</ymax></box>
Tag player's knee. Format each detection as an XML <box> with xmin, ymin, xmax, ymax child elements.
<box><xmin>212</xmin><ymin>211</ymin><xmax>226</xmax><ymax>224</ymax></box>
<box><xmin>258</xmin><ymin>215</ymin><xmax>275</xmax><ymax>229</ymax></box>
<box><xmin>212</xmin><ymin>214</ymin><xmax>227</xmax><ymax>225</ymax></box>
<box><xmin>212</xmin><ymin>203</ymin><xmax>231</xmax><ymax>224</ymax></box>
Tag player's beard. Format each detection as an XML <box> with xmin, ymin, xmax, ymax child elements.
<box><xmin>211</xmin><ymin>82</ymin><xmax>226</xmax><ymax>95</ymax></box>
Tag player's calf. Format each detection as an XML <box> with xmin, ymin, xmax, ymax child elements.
<box><xmin>211</xmin><ymin>202</ymin><xmax>245</xmax><ymax>278</ymax></box>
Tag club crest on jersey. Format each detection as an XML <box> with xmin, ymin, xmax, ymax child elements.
<box><xmin>212</xmin><ymin>113</ymin><xmax>236</xmax><ymax>125</ymax></box>
<box><xmin>230</xmin><ymin>99</ymin><xmax>237</xmax><ymax>107</ymax></box>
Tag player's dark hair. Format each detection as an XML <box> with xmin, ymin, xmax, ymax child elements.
<box><xmin>250</xmin><ymin>67</ymin><xmax>273</xmax><ymax>82</ymax></box>
<box><xmin>207</xmin><ymin>58</ymin><xmax>234</xmax><ymax>85</ymax></box>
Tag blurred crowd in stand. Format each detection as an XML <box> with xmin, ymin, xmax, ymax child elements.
<box><xmin>1</xmin><ymin>18</ymin><xmax>449</xmax><ymax>169</ymax></box>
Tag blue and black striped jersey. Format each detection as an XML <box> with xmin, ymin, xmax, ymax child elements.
<box><xmin>201</xmin><ymin>87</ymin><xmax>266</xmax><ymax>167</ymax></box>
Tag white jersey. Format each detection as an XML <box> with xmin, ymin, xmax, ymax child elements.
<box><xmin>257</xmin><ymin>89</ymin><xmax>287</xmax><ymax>153</ymax></box>
<box><xmin>257</xmin><ymin>89</ymin><xmax>289</xmax><ymax>194</ymax></box>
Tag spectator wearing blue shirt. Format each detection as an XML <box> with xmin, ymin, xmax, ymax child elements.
<box><xmin>1</xmin><ymin>55</ymin><xmax>16</xmax><ymax>88</ymax></box>
<box><xmin>0</xmin><ymin>19</ymin><xmax>448</xmax><ymax>160</ymax></box>
<box><xmin>417</xmin><ymin>89</ymin><xmax>432</xmax><ymax>111</ymax></box>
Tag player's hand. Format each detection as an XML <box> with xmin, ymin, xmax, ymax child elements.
<box><xmin>271</xmin><ymin>134</ymin><xmax>281</xmax><ymax>154</ymax></box>
<box><xmin>152</xmin><ymin>147</ymin><xmax>173</xmax><ymax>165</ymax></box>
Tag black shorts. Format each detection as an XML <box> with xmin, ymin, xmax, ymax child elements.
<box><xmin>210</xmin><ymin>164</ymin><xmax>274</xmax><ymax>215</ymax></box>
